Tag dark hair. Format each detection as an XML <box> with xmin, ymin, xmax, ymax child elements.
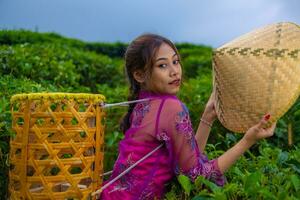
<box><xmin>120</xmin><ymin>33</ymin><xmax>181</xmax><ymax>133</ymax></box>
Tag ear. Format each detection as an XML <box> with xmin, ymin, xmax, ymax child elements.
<box><xmin>133</xmin><ymin>70</ymin><xmax>146</xmax><ymax>84</ymax></box>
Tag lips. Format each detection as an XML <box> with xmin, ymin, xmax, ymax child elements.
<box><xmin>169</xmin><ymin>79</ymin><xmax>181</xmax><ymax>86</ymax></box>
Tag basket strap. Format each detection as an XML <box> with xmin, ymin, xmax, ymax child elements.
<box><xmin>101</xmin><ymin>98</ymin><xmax>152</xmax><ymax>108</ymax></box>
<box><xmin>92</xmin><ymin>143</ymin><xmax>164</xmax><ymax>196</ymax></box>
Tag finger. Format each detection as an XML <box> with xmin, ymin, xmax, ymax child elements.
<box><xmin>263</xmin><ymin>122</ymin><xmax>277</xmax><ymax>137</ymax></box>
<box><xmin>257</xmin><ymin>113</ymin><xmax>271</xmax><ymax>129</ymax></box>
<box><xmin>266</xmin><ymin>122</ymin><xmax>276</xmax><ymax>130</ymax></box>
<box><xmin>266</xmin><ymin>122</ymin><xmax>277</xmax><ymax>133</ymax></box>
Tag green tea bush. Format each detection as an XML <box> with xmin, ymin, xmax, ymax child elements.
<box><xmin>1</xmin><ymin>30</ymin><xmax>300</xmax><ymax>199</ymax></box>
<box><xmin>0</xmin><ymin>29</ymin><xmax>127</xmax><ymax>58</ymax></box>
<box><xmin>0</xmin><ymin>43</ymin><xmax>125</xmax><ymax>89</ymax></box>
<box><xmin>178</xmin><ymin>45</ymin><xmax>213</xmax><ymax>79</ymax></box>
<box><xmin>0</xmin><ymin>30</ymin><xmax>79</xmax><ymax>46</ymax></box>
<box><xmin>85</xmin><ymin>42</ymin><xmax>127</xmax><ymax>58</ymax></box>
<box><xmin>165</xmin><ymin>140</ymin><xmax>300</xmax><ymax>199</ymax></box>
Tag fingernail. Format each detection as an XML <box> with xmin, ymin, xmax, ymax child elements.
<box><xmin>264</xmin><ymin>114</ymin><xmax>271</xmax><ymax>120</ymax></box>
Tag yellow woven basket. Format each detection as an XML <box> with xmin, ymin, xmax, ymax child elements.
<box><xmin>213</xmin><ymin>22</ymin><xmax>300</xmax><ymax>133</ymax></box>
<box><xmin>9</xmin><ymin>93</ymin><xmax>105</xmax><ymax>200</ymax></box>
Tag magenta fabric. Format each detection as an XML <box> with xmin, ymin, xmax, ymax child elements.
<box><xmin>100</xmin><ymin>91</ymin><xmax>225</xmax><ymax>200</ymax></box>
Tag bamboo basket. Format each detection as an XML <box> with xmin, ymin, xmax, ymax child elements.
<box><xmin>9</xmin><ymin>93</ymin><xmax>105</xmax><ymax>200</ymax></box>
<box><xmin>213</xmin><ymin>22</ymin><xmax>300</xmax><ymax>133</ymax></box>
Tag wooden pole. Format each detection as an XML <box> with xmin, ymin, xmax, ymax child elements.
<box><xmin>288</xmin><ymin>122</ymin><xmax>293</xmax><ymax>147</ymax></box>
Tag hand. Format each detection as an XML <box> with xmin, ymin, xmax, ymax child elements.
<box><xmin>243</xmin><ymin>114</ymin><xmax>276</xmax><ymax>145</ymax></box>
<box><xmin>202</xmin><ymin>92</ymin><xmax>217</xmax><ymax>123</ymax></box>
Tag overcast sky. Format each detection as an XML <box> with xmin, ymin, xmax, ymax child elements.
<box><xmin>0</xmin><ymin>0</ymin><xmax>299</xmax><ymax>47</ymax></box>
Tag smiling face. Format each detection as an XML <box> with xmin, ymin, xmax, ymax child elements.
<box><xmin>138</xmin><ymin>42</ymin><xmax>182</xmax><ymax>95</ymax></box>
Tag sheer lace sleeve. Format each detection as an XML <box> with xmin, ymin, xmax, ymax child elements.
<box><xmin>157</xmin><ymin>98</ymin><xmax>225</xmax><ymax>186</ymax></box>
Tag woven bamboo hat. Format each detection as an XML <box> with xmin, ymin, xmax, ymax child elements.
<box><xmin>213</xmin><ymin>22</ymin><xmax>300</xmax><ymax>133</ymax></box>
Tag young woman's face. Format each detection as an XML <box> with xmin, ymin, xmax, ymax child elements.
<box><xmin>145</xmin><ymin>42</ymin><xmax>182</xmax><ymax>95</ymax></box>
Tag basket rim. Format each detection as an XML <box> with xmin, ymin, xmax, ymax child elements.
<box><xmin>10</xmin><ymin>92</ymin><xmax>106</xmax><ymax>103</ymax></box>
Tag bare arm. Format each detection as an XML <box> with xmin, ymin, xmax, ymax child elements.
<box><xmin>217</xmin><ymin>137</ymin><xmax>255</xmax><ymax>173</ymax></box>
<box><xmin>217</xmin><ymin>115</ymin><xmax>276</xmax><ymax>173</ymax></box>
<box><xmin>195</xmin><ymin>112</ymin><xmax>215</xmax><ymax>152</ymax></box>
<box><xmin>195</xmin><ymin>93</ymin><xmax>217</xmax><ymax>152</ymax></box>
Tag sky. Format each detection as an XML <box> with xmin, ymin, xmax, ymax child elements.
<box><xmin>0</xmin><ymin>0</ymin><xmax>299</xmax><ymax>47</ymax></box>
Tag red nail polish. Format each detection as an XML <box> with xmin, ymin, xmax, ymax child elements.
<box><xmin>264</xmin><ymin>114</ymin><xmax>271</xmax><ymax>120</ymax></box>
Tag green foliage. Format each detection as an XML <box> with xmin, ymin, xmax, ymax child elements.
<box><xmin>0</xmin><ymin>29</ymin><xmax>127</xmax><ymax>58</ymax></box>
<box><xmin>85</xmin><ymin>42</ymin><xmax>127</xmax><ymax>58</ymax></box>
<box><xmin>0</xmin><ymin>43</ymin><xmax>125</xmax><ymax>90</ymax></box>
<box><xmin>0</xmin><ymin>29</ymin><xmax>81</xmax><ymax>46</ymax></box>
<box><xmin>178</xmin><ymin>174</ymin><xmax>193</xmax><ymax>196</ymax></box>
<box><xmin>164</xmin><ymin>140</ymin><xmax>300</xmax><ymax>199</ymax></box>
<box><xmin>179</xmin><ymin>46</ymin><xmax>213</xmax><ymax>79</ymax></box>
<box><xmin>277</xmin><ymin>97</ymin><xmax>300</xmax><ymax>146</ymax></box>
<box><xmin>1</xmin><ymin>29</ymin><xmax>300</xmax><ymax>199</ymax></box>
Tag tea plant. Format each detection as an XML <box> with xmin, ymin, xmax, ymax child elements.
<box><xmin>0</xmin><ymin>29</ymin><xmax>299</xmax><ymax>199</ymax></box>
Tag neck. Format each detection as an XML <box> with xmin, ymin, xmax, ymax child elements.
<box><xmin>138</xmin><ymin>90</ymin><xmax>177</xmax><ymax>99</ymax></box>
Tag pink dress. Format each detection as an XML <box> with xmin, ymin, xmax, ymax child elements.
<box><xmin>100</xmin><ymin>91</ymin><xmax>225</xmax><ymax>199</ymax></box>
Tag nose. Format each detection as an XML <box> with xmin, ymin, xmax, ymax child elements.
<box><xmin>170</xmin><ymin>63</ymin><xmax>179</xmax><ymax>76</ymax></box>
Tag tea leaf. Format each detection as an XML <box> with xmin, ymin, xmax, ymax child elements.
<box><xmin>177</xmin><ymin>174</ymin><xmax>192</xmax><ymax>195</ymax></box>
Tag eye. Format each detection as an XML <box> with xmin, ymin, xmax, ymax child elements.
<box><xmin>173</xmin><ymin>60</ymin><xmax>180</xmax><ymax>65</ymax></box>
<box><xmin>158</xmin><ymin>63</ymin><xmax>167</xmax><ymax>68</ymax></box>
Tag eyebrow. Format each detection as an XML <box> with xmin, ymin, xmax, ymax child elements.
<box><xmin>155</xmin><ymin>53</ymin><xmax>178</xmax><ymax>62</ymax></box>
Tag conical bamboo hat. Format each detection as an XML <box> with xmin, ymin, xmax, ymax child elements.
<box><xmin>213</xmin><ymin>22</ymin><xmax>300</xmax><ymax>133</ymax></box>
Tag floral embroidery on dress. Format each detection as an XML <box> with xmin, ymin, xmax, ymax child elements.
<box><xmin>201</xmin><ymin>160</ymin><xmax>225</xmax><ymax>186</ymax></box>
<box><xmin>174</xmin><ymin>163</ymin><xmax>201</xmax><ymax>181</ymax></box>
<box><xmin>187</xmin><ymin>165</ymin><xmax>202</xmax><ymax>180</ymax></box>
<box><xmin>132</xmin><ymin>101</ymin><xmax>150</xmax><ymax>127</ymax></box>
<box><xmin>138</xmin><ymin>181</ymin><xmax>157</xmax><ymax>200</ymax></box>
<box><xmin>175</xmin><ymin>159</ymin><xmax>225</xmax><ymax>185</ymax></box>
<box><xmin>110</xmin><ymin>153</ymin><xmax>137</xmax><ymax>193</ymax></box>
<box><xmin>174</xmin><ymin>103</ymin><xmax>196</xmax><ymax>149</ymax></box>
<box><xmin>175</xmin><ymin>163</ymin><xmax>207</xmax><ymax>181</ymax></box>
<box><xmin>156</xmin><ymin>130</ymin><xmax>170</xmax><ymax>142</ymax></box>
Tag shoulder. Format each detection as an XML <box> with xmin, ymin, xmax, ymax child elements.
<box><xmin>161</xmin><ymin>97</ymin><xmax>189</xmax><ymax>116</ymax></box>
<box><xmin>159</xmin><ymin>97</ymin><xmax>194</xmax><ymax>136</ymax></box>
